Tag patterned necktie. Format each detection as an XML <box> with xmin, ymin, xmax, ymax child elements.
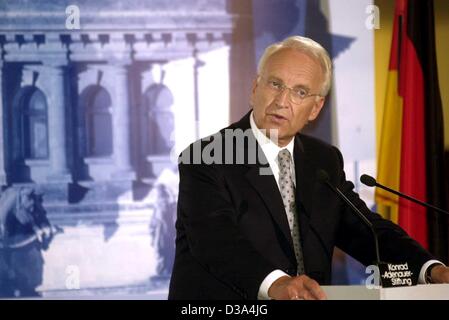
<box><xmin>277</xmin><ymin>149</ymin><xmax>305</xmax><ymax>275</ymax></box>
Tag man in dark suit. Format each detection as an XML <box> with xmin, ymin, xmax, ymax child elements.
<box><xmin>168</xmin><ymin>36</ymin><xmax>449</xmax><ymax>300</ymax></box>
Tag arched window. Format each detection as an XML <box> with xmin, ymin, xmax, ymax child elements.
<box><xmin>85</xmin><ymin>86</ymin><xmax>113</xmax><ymax>157</ymax></box>
<box><xmin>144</xmin><ymin>84</ymin><xmax>174</xmax><ymax>156</ymax></box>
<box><xmin>22</xmin><ymin>88</ymin><xmax>49</xmax><ymax>159</ymax></box>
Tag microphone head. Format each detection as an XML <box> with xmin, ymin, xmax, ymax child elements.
<box><xmin>317</xmin><ymin>169</ymin><xmax>330</xmax><ymax>183</ymax></box>
<box><xmin>360</xmin><ymin>174</ymin><xmax>377</xmax><ymax>187</ymax></box>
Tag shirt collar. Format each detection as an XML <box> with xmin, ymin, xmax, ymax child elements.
<box><xmin>249</xmin><ymin>111</ymin><xmax>295</xmax><ymax>161</ymax></box>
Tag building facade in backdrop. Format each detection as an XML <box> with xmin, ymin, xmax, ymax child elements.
<box><xmin>0</xmin><ymin>0</ymin><xmax>233</xmax><ymax>297</ymax></box>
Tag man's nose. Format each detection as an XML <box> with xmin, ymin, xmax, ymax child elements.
<box><xmin>275</xmin><ymin>87</ymin><xmax>290</xmax><ymax>107</ymax></box>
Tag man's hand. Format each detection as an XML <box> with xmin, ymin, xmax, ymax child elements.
<box><xmin>430</xmin><ymin>265</ymin><xmax>449</xmax><ymax>283</ymax></box>
<box><xmin>268</xmin><ymin>275</ymin><xmax>327</xmax><ymax>300</ymax></box>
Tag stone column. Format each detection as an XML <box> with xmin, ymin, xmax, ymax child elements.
<box><xmin>111</xmin><ymin>64</ymin><xmax>135</xmax><ymax>180</ymax></box>
<box><xmin>0</xmin><ymin>61</ymin><xmax>7</xmax><ymax>185</ymax></box>
<box><xmin>45</xmin><ymin>63</ymin><xmax>71</xmax><ymax>182</ymax></box>
<box><xmin>162</xmin><ymin>57</ymin><xmax>196</xmax><ymax>165</ymax></box>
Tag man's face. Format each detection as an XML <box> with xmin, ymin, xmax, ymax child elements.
<box><xmin>250</xmin><ymin>48</ymin><xmax>326</xmax><ymax>146</ymax></box>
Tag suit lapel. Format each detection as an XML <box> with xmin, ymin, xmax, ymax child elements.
<box><xmin>294</xmin><ymin>135</ymin><xmax>329</xmax><ymax>259</ymax></box>
<box><xmin>293</xmin><ymin>136</ymin><xmax>314</xmax><ymax>243</ymax></box>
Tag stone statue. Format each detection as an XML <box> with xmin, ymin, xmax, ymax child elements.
<box><xmin>0</xmin><ymin>186</ymin><xmax>60</xmax><ymax>297</ymax></box>
<box><xmin>148</xmin><ymin>167</ymin><xmax>178</xmax><ymax>279</ymax></box>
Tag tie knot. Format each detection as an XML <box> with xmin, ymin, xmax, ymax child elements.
<box><xmin>278</xmin><ymin>149</ymin><xmax>292</xmax><ymax>166</ymax></box>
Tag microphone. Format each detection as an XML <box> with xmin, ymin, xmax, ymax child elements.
<box><xmin>317</xmin><ymin>170</ymin><xmax>381</xmax><ymax>266</ymax></box>
<box><xmin>360</xmin><ymin>174</ymin><xmax>449</xmax><ymax>216</ymax></box>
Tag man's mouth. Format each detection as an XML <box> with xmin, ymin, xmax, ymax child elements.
<box><xmin>267</xmin><ymin>113</ymin><xmax>288</xmax><ymax>121</ymax></box>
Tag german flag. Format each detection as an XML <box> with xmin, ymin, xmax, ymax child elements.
<box><xmin>376</xmin><ymin>0</ymin><xmax>448</xmax><ymax>262</ymax></box>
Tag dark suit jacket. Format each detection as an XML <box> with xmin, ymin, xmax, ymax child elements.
<box><xmin>168</xmin><ymin>111</ymin><xmax>434</xmax><ymax>300</ymax></box>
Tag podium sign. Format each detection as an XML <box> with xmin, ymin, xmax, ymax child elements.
<box><xmin>378</xmin><ymin>262</ymin><xmax>417</xmax><ymax>287</ymax></box>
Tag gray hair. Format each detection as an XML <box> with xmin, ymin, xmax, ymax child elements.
<box><xmin>257</xmin><ymin>36</ymin><xmax>333</xmax><ymax>96</ymax></box>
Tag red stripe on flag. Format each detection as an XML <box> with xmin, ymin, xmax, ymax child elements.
<box><xmin>397</xmin><ymin>0</ymin><xmax>428</xmax><ymax>248</ymax></box>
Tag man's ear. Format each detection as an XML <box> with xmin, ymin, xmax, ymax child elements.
<box><xmin>308</xmin><ymin>97</ymin><xmax>325</xmax><ymax>121</ymax></box>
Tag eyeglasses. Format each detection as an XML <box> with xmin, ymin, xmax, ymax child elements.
<box><xmin>260</xmin><ymin>76</ymin><xmax>322</xmax><ymax>105</ymax></box>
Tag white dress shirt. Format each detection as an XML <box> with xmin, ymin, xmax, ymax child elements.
<box><xmin>249</xmin><ymin>112</ymin><xmax>444</xmax><ymax>300</ymax></box>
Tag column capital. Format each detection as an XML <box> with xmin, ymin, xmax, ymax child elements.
<box><xmin>108</xmin><ymin>60</ymin><xmax>133</xmax><ymax>71</ymax></box>
<box><xmin>41</xmin><ymin>58</ymin><xmax>69</xmax><ymax>69</ymax></box>
<box><xmin>39</xmin><ymin>62</ymin><xmax>69</xmax><ymax>78</ymax></box>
